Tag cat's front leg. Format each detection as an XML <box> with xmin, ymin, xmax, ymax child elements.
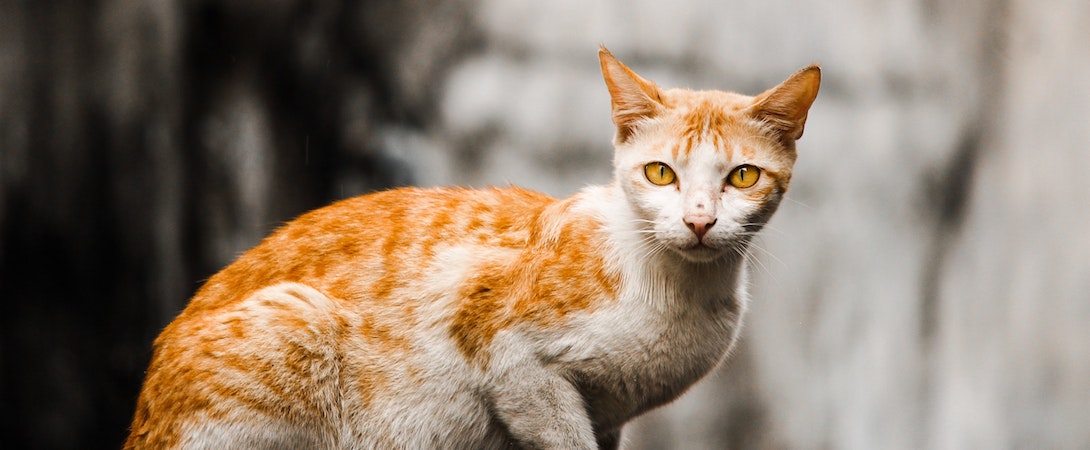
<box><xmin>487</xmin><ymin>358</ymin><xmax>596</xmax><ymax>450</ymax></box>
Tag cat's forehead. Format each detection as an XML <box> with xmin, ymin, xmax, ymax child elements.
<box><xmin>651</xmin><ymin>89</ymin><xmax>776</xmax><ymax>161</ymax></box>
<box><xmin>661</xmin><ymin>88</ymin><xmax>754</xmax><ymax>111</ymax></box>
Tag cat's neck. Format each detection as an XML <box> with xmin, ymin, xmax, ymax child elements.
<box><xmin>567</xmin><ymin>182</ymin><xmax>748</xmax><ymax>313</ymax></box>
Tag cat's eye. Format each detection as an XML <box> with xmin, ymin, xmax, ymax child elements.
<box><xmin>727</xmin><ymin>165</ymin><xmax>761</xmax><ymax>189</ymax></box>
<box><xmin>644</xmin><ymin>162</ymin><xmax>676</xmax><ymax>186</ymax></box>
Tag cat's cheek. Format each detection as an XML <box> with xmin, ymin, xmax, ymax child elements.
<box><xmin>626</xmin><ymin>184</ymin><xmax>674</xmax><ymax>220</ymax></box>
<box><xmin>717</xmin><ymin>196</ymin><xmax>760</xmax><ymax>227</ymax></box>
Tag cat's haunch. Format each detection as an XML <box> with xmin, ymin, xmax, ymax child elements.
<box><xmin>126</xmin><ymin>46</ymin><xmax>819</xmax><ymax>450</ymax></box>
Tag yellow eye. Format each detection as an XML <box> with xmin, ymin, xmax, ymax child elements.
<box><xmin>644</xmin><ymin>162</ymin><xmax>676</xmax><ymax>186</ymax></box>
<box><xmin>728</xmin><ymin>164</ymin><xmax>761</xmax><ymax>188</ymax></box>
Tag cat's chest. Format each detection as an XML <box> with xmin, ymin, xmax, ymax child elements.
<box><xmin>555</xmin><ymin>281</ymin><xmax>746</xmax><ymax>426</ymax></box>
<box><xmin>599</xmin><ymin>297</ymin><xmax>738</xmax><ymax>373</ymax></box>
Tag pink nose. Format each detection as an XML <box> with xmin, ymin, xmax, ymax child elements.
<box><xmin>685</xmin><ymin>217</ymin><xmax>717</xmax><ymax>241</ymax></box>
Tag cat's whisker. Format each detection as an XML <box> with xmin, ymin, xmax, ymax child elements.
<box><xmin>738</xmin><ymin>242</ymin><xmax>787</xmax><ymax>288</ymax></box>
<box><xmin>739</xmin><ymin>222</ymin><xmax>782</xmax><ymax>235</ymax></box>
<box><xmin>736</xmin><ymin>246</ymin><xmax>779</xmax><ymax>285</ymax></box>
<box><xmin>732</xmin><ymin>231</ymin><xmax>765</xmax><ymax>237</ymax></box>
<box><xmin>782</xmin><ymin>196</ymin><xmax>813</xmax><ymax>210</ymax></box>
<box><xmin>746</xmin><ymin>240</ymin><xmax>788</xmax><ymax>272</ymax></box>
<box><xmin>638</xmin><ymin>240</ymin><xmax>669</xmax><ymax>260</ymax></box>
<box><xmin>644</xmin><ymin>240</ymin><xmax>672</xmax><ymax>260</ymax></box>
<box><xmin>629</xmin><ymin>236</ymin><xmax>658</xmax><ymax>255</ymax></box>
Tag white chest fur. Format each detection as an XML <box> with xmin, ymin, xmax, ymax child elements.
<box><xmin>551</xmin><ymin>254</ymin><xmax>749</xmax><ymax>431</ymax></box>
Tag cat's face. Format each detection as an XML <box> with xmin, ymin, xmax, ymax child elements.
<box><xmin>600</xmin><ymin>47</ymin><xmax>820</xmax><ymax>263</ymax></box>
<box><xmin>613</xmin><ymin>102</ymin><xmax>795</xmax><ymax>263</ymax></box>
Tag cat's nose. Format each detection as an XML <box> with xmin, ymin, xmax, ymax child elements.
<box><xmin>685</xmin><ymin>217</ymin><xmax>717</xmax><ymax>241</ymax></box>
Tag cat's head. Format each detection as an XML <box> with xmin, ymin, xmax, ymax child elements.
<box><xmin>599</xmin><ymin>47</ymin><xmax>820</xmax><ymax>263</ymax></box>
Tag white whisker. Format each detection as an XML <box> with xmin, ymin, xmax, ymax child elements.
<box><xmin>738</xmin><ymin>246</ymin><xmax>779</xmax><ymax>285</ymax></box>
<box><xmin>739</xmin><ymin>222</ymin><xmax>783</xmax><ymax>235</ymax></box>
<box><xmin>782</xmin><ymin>196</ymin><xmax>812</xmax><ymax>210</ymax></box>
<box><xmin>746</xmin><ymin>239</ymin><xmax>788</xmax><ymax>272</ymax></box>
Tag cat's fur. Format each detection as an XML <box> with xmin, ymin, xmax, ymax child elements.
<box><xmin>125</xmin><ymin>47</ymin><xmax>820</xmax><ymax>449</ymax></box>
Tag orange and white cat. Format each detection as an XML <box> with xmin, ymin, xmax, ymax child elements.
<box><xmin>126</xmin><ymin>47</ymin><xmax>819</xmax><ymax>449</ymax></box>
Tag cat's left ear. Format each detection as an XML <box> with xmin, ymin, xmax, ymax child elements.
<box><xmin>599</xmin><ymin>46</ymin><xmax>665</xmax><ymax>144</ymax></box>
<box><xmin>748</xmin><ymin>65</ymin><xmax>821</xmax><ymax>142</ymax></box>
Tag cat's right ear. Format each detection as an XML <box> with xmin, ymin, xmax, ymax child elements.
<box><xmin>599</xmin><ymin>46</ymin><xmax>664</xmax><ymax>144</ymax></box>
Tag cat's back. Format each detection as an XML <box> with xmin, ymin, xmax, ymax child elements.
<box><xmin>185</xmin><ymin>185</ymin><xmax>557</xmax><ymax>310</ymax></box>
<box><xmin>127</xmin><ymin>186</ymin><xmax>567</xmax><ymax>449</ymax></box>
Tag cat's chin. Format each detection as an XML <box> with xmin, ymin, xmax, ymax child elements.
<box><xmin>670</xmin><ymin>243</ymin><xmax>729</xmax><ymax>264</ymax></box>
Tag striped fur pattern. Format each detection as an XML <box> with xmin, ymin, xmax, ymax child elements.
<box><xmin>126</xmin><ymin>47</ymin><xmax>820</xmax><ymax>449</ymax></box>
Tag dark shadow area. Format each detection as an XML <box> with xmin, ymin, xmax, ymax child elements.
<box><xmin>0</xmin><ymin>1</ymin><xmax>476</xmax><ymax>447</ymax></box>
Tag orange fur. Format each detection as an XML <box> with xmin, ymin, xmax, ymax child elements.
<box><xmin>452</xmin><ymin>202</ymin><xmax>620</xmax><ymax>366</ymax></box>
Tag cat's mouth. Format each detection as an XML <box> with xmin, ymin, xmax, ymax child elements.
<box><xmin>671</xmin><ymin>235</ymin><xmax>752</xmax><ymax>263</ymax></box>
<box><xmin>673</xmin><ymin>241</ymin><xmax>726</xmax><ymax>262</ymax></box>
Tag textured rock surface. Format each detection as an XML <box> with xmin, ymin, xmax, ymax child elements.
<box><xmin>2</xmin><ymin>0</ymin><xmax>1087</xmax><ymax>448</ymax></box>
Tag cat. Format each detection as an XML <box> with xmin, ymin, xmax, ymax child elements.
<box><xmin>125</xmin><ymin>46</ymin><xmax>820</xmax><ymax>449</ymax></box>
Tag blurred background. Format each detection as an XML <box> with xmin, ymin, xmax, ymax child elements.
<box><xmin>2</xmin><ymin>0</ymin><xmax>1088</xmax><ymax>448</ymax></box>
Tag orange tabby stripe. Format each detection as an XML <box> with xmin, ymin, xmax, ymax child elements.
<box><xmin>448</xmin><ymin>194</ymin><xmax>619</xmax><ymax>367</ymax></box>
